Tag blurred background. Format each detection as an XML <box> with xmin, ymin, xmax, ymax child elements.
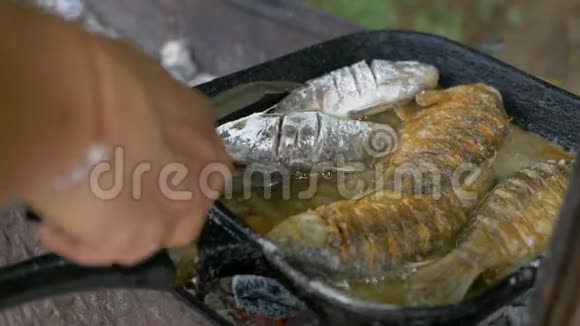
<box><xmin>304</xmin><ymin>0</ymin><xmax>580</xmax><ymax>95</ymax></box>
<box><xmin>305</xmin><ymin>0</ymin><xmax>505</xmax><ymax>44</ymax></box>
<box><xmin>28</xmin><ymin>0</ymin><xmax>580</xmax><ymax>95</ymax></box>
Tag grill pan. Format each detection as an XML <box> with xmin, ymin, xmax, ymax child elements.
<box><xmin>0</xmin><ymin>30</ymin><xmax>578</xmax><ymax>326</ymax></box>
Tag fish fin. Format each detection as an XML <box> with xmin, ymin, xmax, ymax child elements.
<box><xmin>347</xmin><ymin>103</ymin><xmax>394</xmax><ymax>120</ymax></box>
<box><xmin>415</xmin><ymin>89</ymin><xmax>451</xmax><ymax>107</ymax></box>
<box><xmin>466</xmin><ymin>164</ymin><xmax>497</xmax><ymax>193</ymax></box>
<box><xmin>350</xmin><ymin>188</ymin><xmax>375</xmax><ymax>200</ymax></box>
<box><xmin>212</xmin><ymin>81</ymin><xmax>303</xmax><ymax>119</ymax></box>
<box><xmin>456</xmin><ymin>164</ymin><xmax>497</xmax><ymax>210</ymax></box>
<box><xmin>406</xmin><ymin>251</ymin><xmax>481</xmax><ymax>307</ymax></box>
<box><xmin>263</xmin><ymin>105</ymin><xmax>278</xmax><ymax>114</ymax></box>
<box><xmin>403</xmin><ymin>259</ymin><xmax>435</xmax><ymax>271</ymax></box>
<box><xmin>394</xmin><ymin>105</ymin><xmax>423</xmax><ymax>122</ymax></box>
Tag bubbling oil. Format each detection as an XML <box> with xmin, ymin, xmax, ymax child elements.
<box><xmin>219</xmin><ymin>107</ymin><xmax>573</xmax><ymax>305</ymax></box>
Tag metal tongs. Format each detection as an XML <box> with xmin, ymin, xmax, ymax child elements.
<box><xmin>0</xmin><ymin>81</ymin><xmax>302</xmax><ymax>312</ymax></box>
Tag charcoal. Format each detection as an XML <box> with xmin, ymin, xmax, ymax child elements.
<box><xmin>231</xmin><ymin>274</ymin><xmax>306</xmax><ymax>319</ymax></box>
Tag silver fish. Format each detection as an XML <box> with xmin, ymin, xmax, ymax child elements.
<box><xmin>275</xmin><ymin>60</ymin><xmax>439</xmax><ymax>119</ymax></box>
<box><xmin>217</xmin><ymin>111</ymin><xmax>397</xmax><ymax>174</ymax></box>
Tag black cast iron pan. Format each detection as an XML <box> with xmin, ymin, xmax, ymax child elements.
<box><xmin>0</xmin><ymin>30</ymin><xmax>579</xmax><ymax>326</ymax></box>
<box><xmin>192</xmin><ymin>30</ymin><xmax>580</xmax><ymax>325</ymax></box>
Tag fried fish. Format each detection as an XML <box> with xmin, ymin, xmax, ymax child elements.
<box><xmin>383</xmin><ymin>83</ymin><xmax>510</xmax><ymax>209</ymax></box>
<box><xmin>266</xmin><ymin>191</ymin><xmax>469</xmax><ymax>279</ymax></box>
<box><xmin>266</xmin><ymin>84</ymin><xmax>511</xmax><ymax>279</ymax></box>
<box><xmin>406</xmin><ymin>159</ymin><xmax>573</xmax><ymax>307</ymax></box>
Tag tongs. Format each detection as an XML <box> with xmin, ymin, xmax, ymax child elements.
<box><xmin>0</xmin><ymin>81</ymin><xmax>302</xmax><ymax>312</ymax></box>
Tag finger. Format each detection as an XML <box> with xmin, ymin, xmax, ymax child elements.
<box><xmin>113</xmin><ymin>243</ymin><xmax>159</xmax><ymax>267</ymax></box>
<box><xmin>38</xmin><ymin>225</ymin><xmax>117</xmax><ymax>266</ymax></box>
<box><xmin>111</xmin><ymin>224</ymin><xmax>166</xmax><ymax>267</ymax></box>
<box><xmin>149</xmin><ymin>149</ymin><xmax>210</xmax><ymax>248</ymax></box>
<box><xmin>160</xmin><ymin>161</ymin><xmax>214</xmax><ymax>247</ymax></box>
<box><xmin>105</xmin><ymin>207</ymin><xmax>171</xmax><ymax>266</ymax></box>
<box><xmin>163</xmin><ymin>211</ymin><xmax>207</xmax><ymax>248</ymax></box>
<box><xmin>39</xmin><ymin>224</ymin><xmax>159</xmax><ymax>267</ymax></box>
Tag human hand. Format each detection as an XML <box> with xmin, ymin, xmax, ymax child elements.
<box><xmin>24</xmin><ymin>31</ymin><xmax>233</xmax><ymax>266</ymax></box>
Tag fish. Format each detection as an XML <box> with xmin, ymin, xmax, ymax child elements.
<box><xmin>210</xmin><ymin>81</ymin><xmax>304</xmax><ymax>120</ymax></box>
<box><xmin>265</xmin><ymin>84</ymin><xmax>511</xmax><ymax>279</ymax></box>
<box><xmin>266</xmin><ymin>190</ymin><xmax>470</xmax><ymax>279</ymax></box>
<box><xmin>405</xmin><ymin>159</ymin><xmax>574</xmax><ymax>307</ymax></box>
<box><xmin>275</xmin><ymin>60</ymin><xmax>439</xmax><ymax>119</ymax></box>
<box><xmin>217</xmin><ymin>111</ymin><xmax>398</xmax><ymax>177</ymax></box>
<box><xmin>383</xmin><ymin>83</ymin><xmax>511</xmax><ymax>209</ymax></box>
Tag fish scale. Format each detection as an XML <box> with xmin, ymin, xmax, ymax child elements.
<box><xmin>389</xmin><ymin>217</ymin><xmax>411</xmax><ymax>259</ymax></box>
<box><xmin>414</xmin><ymin>207</ymin><xmax>435</xmax><ymax>253</ymax></box>
<box><xmin>349</xmin><ymin>61</ymin><xmax>375</xmax><ymax>98</ymax></box>
<box><xmin>398</xmin><ymin>200</ymin><xmax>425</xmax><ymax>247</ymax></box>
<box><xmin>381</xmin><ymin>204</ymin><xmax>405</xmax><ymax>261</ymax></box>
<box><xmin>384</xmin><ymin>84</ymin><xmax>509</xmax><ymax>198</ymax></box>
<box><xmin>218</xmin><ymin>111</ymin><xmax>396</xmax><ymax>174</ymax></box>
<box><xmin>219</xmin><ymin>60</ymin><xmax>440</xmax><ymax>176</ymax></box>
<box><xmin>397</xmin><ymin>109</ymin><xmax>503</xmax><ymax>159</ymax></box>
<box><xmin>267</xmin><ymin>191</ymin><xmax>470</xmax><ymax>279</ymax></box>
<box><xmin>348</xmin><ymin>209</ymin><xmax>371</xmax><ymax>270</ymax></box>
<box><xmin>275</xmin><ymin>59</ymin><xmax>439</xmax><ymax>119</ymax></box>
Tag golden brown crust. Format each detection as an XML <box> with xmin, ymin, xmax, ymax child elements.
<box><xmin>269</xmin><ymin>191</ymin><xmax>467</xmax><ymax>278</ymax></box>
<box><xmin>268</xmin><ymin>84</ymin><xmax>511</xmax><ymax>279</ymax></box>
<box><xmin>461</xmin><ymin>160</ymin><xmax>572</xmax><ymax>278</ymax></box>
<box><xmin>404</xmin><ymin>160</ymin><xmax>573</xmax><ymax>307</ymax></box>
<box><xmin>385</xmin><ymin>84</ymin><xmax>510</xmax><ymax>195</ymax></box>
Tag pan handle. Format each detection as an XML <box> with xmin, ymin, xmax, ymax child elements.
<box><xmin>0</xmin><ymin>251</ymin><xmax>176</xmax><ymax>310</ymax></box>
<box><xmin>0</xmin><ymin>80</ymin><xmax>296</xmax><ymax>309</ymax></box>
<box><xmin>0</xmin><ymin>211</ymin><xmax>177</xmax><ymax>310</ymax></box>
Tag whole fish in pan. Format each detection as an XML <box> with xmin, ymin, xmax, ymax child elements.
<box><xmin>383</xmin><ymin>83</ymin><xmax>510</xmax><ymax>209</ymax></box>
<box><xmin>265</xmin><ymin>83</ymin><xmax>511</xmax><ymax>279</ymax></box>
<box><xmin>217</xmin><ymin>111</ymin><xmax>397</xmax><ymax>175</ymax></box>
<box><xmin>406</xmin><ymin>159</ymin><xmax>573</xmax><ymax>307</ymax></box>
<box><xmin>217</xmin><ymin>60</ymin><xmax>437</xmax><ymax>185</ymax></box>
<box><xmin>275</xmin><ymin>60</ymin><xmax>439</xmax><ymax>119</ymax></box>
<box><xmin>266</xmin><ymin>190</ymin><xmax>470</xmax><ymax>279</ymax></box>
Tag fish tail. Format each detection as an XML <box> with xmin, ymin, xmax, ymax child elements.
<box><xmin>406</xmin><ymin>249</ymin><xmax>481</xmax><ymax>307</ymax></box>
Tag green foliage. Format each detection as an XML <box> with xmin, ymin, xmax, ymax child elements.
<box><xmin>307</xmin><ymin>0</ymin><xmax>466</xmax><ymax>42</ymax></box>
<box><xmin>307</xmin><ymin>0</ymin><xmax>529</xmax><ymax>43</ymax></box>
<box><xmin>477</xmin><ymin>0</ymin><xmax>494</xmax><ymax>22</ymax></box>
<box><xmin>411</xmin><ymin>0</ymin><xmax>464</xmax><ymax>42</ymax></box>
<box><xmin>506</xmin><ymin>5</ymin><xmax>523</xmax><ymax>26</ymax></box>
<box><xmin>309</xmin><ymin>0</ymin><xmax>398</xmax><ymax>29</ymax></box>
